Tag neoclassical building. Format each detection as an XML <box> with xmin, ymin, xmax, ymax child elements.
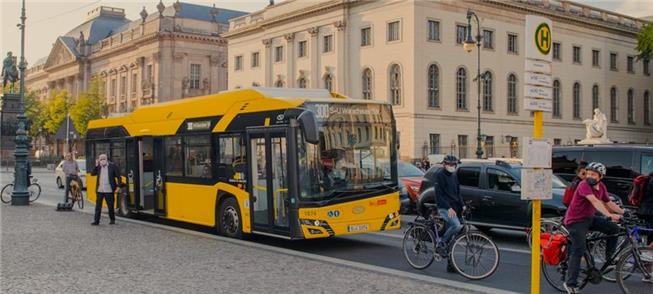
<box><xmin>25</xmin><ymin>1</ymin><xmax>246</xmax><ymax>113</ymax></box>
<box><xmin>225</xmin><ymin>0</ymin><xmax>653</xmax><ymax>160</ymax></box>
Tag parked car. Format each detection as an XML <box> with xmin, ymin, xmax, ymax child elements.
<box><xmin>553</xmin><ymin>144</ymin><xmax>653</xmax><ymax>204</ymax></box>
<box><xmin>55</xmin><ymin>159</ymin><xmax>87</xmax><ymax>189</ymax></box>
<box><xmin>381</xmin><ymin>160</ymin><xmax>424</xmax><ymax>214</ymax></box>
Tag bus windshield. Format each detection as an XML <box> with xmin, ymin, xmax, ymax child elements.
<box><xmin>297</xmin><ymin>102</ymin><xmax>396</xmax><ymax>201</ymax></box>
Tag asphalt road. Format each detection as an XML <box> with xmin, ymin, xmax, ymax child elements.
<box><xmin>0</xmin><ymin>168</ymin><xmax>633</xmax><ymax>293</ymax></box>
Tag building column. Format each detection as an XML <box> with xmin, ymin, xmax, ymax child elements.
<box><xmin>334</xmin><ymin>21</ymin><xmax>346</xmax><ymax>94</ymax></box>
<box><xmin>308</xmin><ymin>26</ymin><xmax>320</xmax><ymax>88</ymax></box>
<box><xmin>285</xmin><ymin>33</ymin><xmax>295</xmax><ymax>87</ymax></box>
<box><xmin>262</xmin><ymin>38</ymin><xmax>272</xmax><ymax>87</ymax></box>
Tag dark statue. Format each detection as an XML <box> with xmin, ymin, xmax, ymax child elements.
<box><xmin>2</xmin><ymin>51</ymin><xmax>19</xmax><ymax>92</ymax></box>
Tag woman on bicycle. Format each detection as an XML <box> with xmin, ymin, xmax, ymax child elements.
<box><xmin>435</xmin><ymin>155</ymin><xmax>464</xmax><ymax>272</ymax></box>
<box><xmin>564</xmin><ymin>162</ymin><xmax>624</xmax><ymax>293</ymax></box>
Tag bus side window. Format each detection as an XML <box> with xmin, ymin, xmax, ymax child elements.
<box><xmin>110</xmin><ymin>141</ymin><xmax>126</xmax><ymax>175</ymax></box>
<box><xmin>217</xmin><ymin>134</ymin><xmax>246</xmax><ymax>181</ymax></box>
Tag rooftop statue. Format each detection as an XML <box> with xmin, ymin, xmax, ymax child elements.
<box><xmin>579</xmin><ymin>108</ymin><xmax>612</xmax><ymax>144</ymax></box>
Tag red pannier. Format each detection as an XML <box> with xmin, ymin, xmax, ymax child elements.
<box><xmin>540</xmin><ymin>232</ymin><xmax>568</xmax><ymax>265</ymax></box>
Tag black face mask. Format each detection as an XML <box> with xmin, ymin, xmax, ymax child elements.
<box><xmin>586</xmin><ymin>177</ymin><xmax>599</xmax><ymax>186</ymax></box>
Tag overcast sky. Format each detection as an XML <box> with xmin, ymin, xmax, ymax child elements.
<box><xmin>2</xmin><ymin>0</ymin><xmax>653</xmax><ymax>65</ymax></box>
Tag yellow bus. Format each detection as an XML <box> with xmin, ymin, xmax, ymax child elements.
<box><xmin>85</xmin><ymin>88</ymin><xmax>400</xmax><ymax>239</ymax></box>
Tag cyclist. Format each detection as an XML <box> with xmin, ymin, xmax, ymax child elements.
<box><xmin>62</xmin><ymin>153</ymin><xmax>80</xmax><ymax>203</ymax></box>
<box><xmin>563</xmin><ymin>162</ymin><xmax>625</xmax><ymax>293</ymax></box>
<box><xmin>434</xmin><ymin>154</ymin><xmax>464</xmax><ymax>272</ymax></box>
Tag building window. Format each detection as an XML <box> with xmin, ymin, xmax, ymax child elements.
<box><xmin>644</xmin><ymin>91</ymin><xmax>651</xmax><ymax>125</ymax></box>
<box><xmin>234</xmin><ymin>55</ymin><xmax>243</xmax><ymax>71</ymax></box>
<box><xmin>592</xmin><ymin>84</ymin><xmax>599</xmax><ymax>112</ymax></box>
<box><xmin>553</xmin><ymin>42</ymin><xmax>561</xmax><ymax>61</ymax></box>
<box><xmin>387</xmin><ymin>21</ymin><xmax>400</xmax><ymax>42</ymax></box>
<box><xmin>190</xmin><ymin>64</ymin><xmax>201</xmax><ymax>89</ymax></box>
<box><xmin>298</xmin><ymin>41</ymin><xmax>307</xmax><ymax>57</ymax></box>
<box><xmin>251</xmin><ymin>52</ymin><xmax>259</xmax><ymax>68</ymax></box>
<box><xmin>428</xmin><ymin>20</ymin><xmax>440</xmax><ymax>41</ymax></box>
<box><xmin>456</xmin><ymin>25</ymin><xmax>466</xmax><ymax>44</ymax></box>
<box><xmin>110</xmin><ymin>78</ymin><xmax>116</xmax><ymax>97</ymax></box>
<box><xmin>298</xmin><ymin>78</ymin><xmax>307</xmax><ymax>89</ymax></box>
<box><xmin>427</xmin><ymin>64</ymin><xmax>439</xmax><ymax>108</ymax></box>
<box><xmin>458</xmin><ymin>135</ymin><xmax>468</xmax><ymax>159</ymax></box>
<box><xmin>553</xmin><ymin>79</ymin><xmax>561</xmax><ymax>118</ymax></box>
<box><xmin>324</xmin><ymin>74</ymin><xmax>333</xmax><ymax>92</ymax></box>
<box><xmin>361</xmin><ymin>27</ymin><xmax>371</xmax><ymax>46</ymax></box>
<box><xmin>592</xmin><ymin>50</ymin><xmax>600</xmax><ymax>67</ymax></box>
<box><xmin>573</xmin><ymin>46</ymin><xmax>581</xmax><ymax>64</ymax></box>
<box><xmin>482</xmin><ymin>71</ymin><xmax>493</xmax><ymax>111</ymax></box>
<box><xmin>628</xmin><ymin>56</ymin><xmax>635</xmax><ymax>73</ymax></box>
<box><xmin>456</xmin><ymin>67</ymin><xmax>467</xmax><ymax>110</ymax></box>
<box><xmin>508</xmin><ymin>33</ymin><xmax>518</xmax><ymax>54</ymax></box>
<box><xmin>429</xmin><ymin>134</ymin><xmax>440</xmax><ymax>154</ymax></box>
<box><xmin>389</xmin><ymin>64</ymin><xmax>401</xmax><ymax>105</ymax></box>
<box><xmin>573</xmin><ymin>82</ymin><xmax>581</xmax><ymax>119</ymax></box>
<box><xmin>323</xmin><ymin>35</ymin><xmax>333</xmax><ymax>53</ymax></box>
<box><xmin>644</xmin><ymin>58</ymin><xmax>650</xmax><ymax>76</ymax></box>
<box><xmin>610</xmin><ymin>87</ymin><xmax>618</xmax><ymax>123</ymax></box>
<box><xmin>131</xmin><ymin>73</ymin><xmax>138</xmax><ymax>95</ymax></box>
<box><xmin>275</xmin><ymin>80</ymin><xmax>284</xmax><ymax>88</ymax></box>
<box><xmin>610</xmin><ymin>53</ymin><xmax>617</xmax><ymax>71</ymax></box>
<box><xmin>146</xmin><ymin>64</ymin><xmax>153</xmax><ymax>83</ymax></box>
<box><xmin>275</xmin><ymin>46</ymin><xmax>283</xmax><ymax>62</ymax></box>
<box><xmin>120</xmin><ymin>76</ymin><xmax>126</xmax><ymax>96</ymax></box>
<box><xmin>628</xmin><ymin>88</ymin><xmax>635</xmax><ymax>124</ymax></box>
<box><xmin>484</xmin><ymin>136</ymin><xmax>494</xmax><ymax>158</ymax></box>
<box><xmin>507</xmin><ymin>74</ymin><xmax>517</xmax><ymax>114</ymax></box>
<box><xmin>483</xmin><ymin>30</ymin><xmax>494</xmax><ymax>49</ymax></box>
<box><xmin>362</xmin><ymin>68</ymin><xmax>372</xmax><ymax>100</ymax></box>
<box><xmin>554</xmin><ymin>138</ymin><xmax>562</xmax><ymax>146</ymax></box>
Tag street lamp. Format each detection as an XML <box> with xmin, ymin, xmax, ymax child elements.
<box><xmin>464</xmin><ymin>9</ymin><xmax>484</xmax><ymax>159</ymax></box>
<box><xmin>11</xmin><ymin>0</ymin><xmax>30</xmax><ymax>205</ymax></box>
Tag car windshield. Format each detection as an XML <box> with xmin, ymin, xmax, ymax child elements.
<box><xmin>511</xmin><ymin>166</ymin><xmax>567</xmax><ymax>189</ymax></box>
<box><xmin>297</xmin><ymin>102</ymin><xmax>396</xmax><ymax>201</ymax></box>
<box><xmin>394</xmin><ymin>161</ymin><xmax>425</xmax><ymax>177</ymax></box>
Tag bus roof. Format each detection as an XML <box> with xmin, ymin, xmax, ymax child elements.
<box><xmin>88</xmin><ymin>88</ymin><xmax>388</xmax><ymax>138</ymax></box>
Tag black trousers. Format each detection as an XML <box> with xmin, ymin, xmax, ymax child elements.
<box><xmin>94</xmin><ymin>192</ymin><xmax>115</xmax><ymax>223</ymax></box>
<box><xmin>565</xmin><ymin>216</ymin><xmax>619</xmax><ymax>287</ymax></box>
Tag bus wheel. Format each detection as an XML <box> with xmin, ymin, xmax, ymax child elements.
<box><xmin>218</xmin><ymin>197</ymin><xmax>242</xmax><ymax>239</ymax></box>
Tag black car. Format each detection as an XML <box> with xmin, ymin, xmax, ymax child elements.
<box><xmin>418</xmin><ymin>159</ymin><xmax>568</xmax><ymax>232</ymax></box>
<box><xmin>553</xmin><ymin>145</ymin><xmax>653</xmax><ymax>204</ymax></box>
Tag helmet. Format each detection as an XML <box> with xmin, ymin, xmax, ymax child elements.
<box><xmin>586</xmin><ymin>162</ymin><xmax>606</xmax><ymax>177</ymax></box>
<box><xmin>442</xmin><ymin>155</ymin><xmax>459</xmax><ymax>165</ymax></box>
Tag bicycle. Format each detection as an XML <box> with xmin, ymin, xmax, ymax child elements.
<box><xmin>66</xmin><ymin>175</ymin><xmax>84</xmax><ymax>209</ymax></box>
<box><xmin>1</xmin><ymin>176</ymin><xmax>41</xmax><ymax>204</ymax></box>
<box><xmin>542</xmin><ymin>212</ymin><xmax>653</xmax><ymax>293</ymax></box>
<box><xmin>402</xmin><ymin>201</ymin><xmax>500</xmax><ymax>280</ymax></box>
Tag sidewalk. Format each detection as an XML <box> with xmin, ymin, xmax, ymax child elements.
<box><xmin>1</xmin><ymin>204</ymin><xmax>465</xmax><ymax>294</ymax></box>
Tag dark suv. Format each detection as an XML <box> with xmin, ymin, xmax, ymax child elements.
<box><xmin>418</xmin><ymin>159</ymin><xmax>567</xmax><ymax>231</ymax></box>
<box><xmin>553</xmin><ymin>145</ymin><xmax>653</xmax><ymax>204</ymax></box>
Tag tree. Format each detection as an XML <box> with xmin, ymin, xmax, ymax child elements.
<box><xmin>24</xmin><ymin>91</ymin><xmax>46</xmax><ymax>137</ymax></box>
<box><xmin>70</xmin><ymin>78</ymin><xmax>107</xmax><ymax>137</ymax></box>
<box><xmin>43</xmin><ymin>90</ymin><xmax>71</xmax><ymax>135</ymax></box>
<box><xmin>636</xmin><ymin>24</ymin><xmax>653</xmax><ymax>61</ymax></box>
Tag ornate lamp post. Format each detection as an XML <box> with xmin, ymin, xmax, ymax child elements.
<box><xmin>463</xmin><ymin>9</ymin><xmax>484</xmax><ymax>159</ymax></box>
<box><xmin>11</xmin><ymin>0</ymin><xmax>30</xmax><ymax>205</ymax></box>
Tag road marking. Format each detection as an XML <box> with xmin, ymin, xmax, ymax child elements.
<box><xmin>32</xmin><ymin>199</ymin><xmax>521</xmax><ymax>294</ymax></box>
<box><xmin>372</xmin><ymin>232</ymin><xmax>532</xmax><ymax>255</ymax></box>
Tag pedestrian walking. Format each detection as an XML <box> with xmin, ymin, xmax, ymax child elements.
<box><xmin>90</xmin><ymin>154</ymin><xmax>121</xmax><ymax>225</ymax></box>
<box><xmin>62</xmin><ymin>153</ymin><xmax>79</xmax><ymax>203</ymax></box>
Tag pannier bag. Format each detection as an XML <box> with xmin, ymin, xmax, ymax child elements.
<box><xmin>541</xmin><ymin>232</ymin><xmax>567</xmax><ymax>265</ymax></box>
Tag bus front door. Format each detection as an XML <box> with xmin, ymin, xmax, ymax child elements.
<box><xmin>125</xmin><ymin>138</ymin><xmax>140</xmax><ymax>210</ymax></box>
<box><xmin>248</xmin><ymin>127</ymin><xmax>292</xmax><ymax>237</ymax></box>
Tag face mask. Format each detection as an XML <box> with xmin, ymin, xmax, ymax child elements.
<box><xmin>586</xmin><ymin>177</ymin><xmax>599</xmax><ymax>186</ymax></box>
<box><xmin>445</xmin><ymin>166</ymin><xmax>456</xmax><ymax>173</ymax></box>
<box><xmin>100</xmin><ymin>159</ymin><xmax>108</xmax><ymax>166</ymax></box>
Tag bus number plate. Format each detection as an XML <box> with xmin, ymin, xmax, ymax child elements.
<box><xmin>347</xmin><ymin>224</ymin><xmax>368</xmax><ymax>233</ymax></box>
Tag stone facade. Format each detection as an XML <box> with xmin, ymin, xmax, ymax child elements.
<box><xmin>25</xmin><ymin>2</ymin><xmax>247</xmax><ymax>114</ymax></box>
<box><xmin>224</xmin><ymin>0</ymin><xmax>653</xmax><ymax>161</ymax></box>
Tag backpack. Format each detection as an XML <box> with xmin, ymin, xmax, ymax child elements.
<box><xmin>562</xmin><ymin>180</ymin><xmax>580</xmax><ymax>207</ymax></box>
<box><xmin>541</xmin><ymin>232</ymin><xmax>568</xmax><ymax>265</ymax></box>
<box><xmin>629</xmin><ymin>175</ymin><xmax>650</xmax><ymax>206</ymax></box>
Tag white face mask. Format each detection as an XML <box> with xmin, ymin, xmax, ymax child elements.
<box><xmin>100</xmin><ymin>159</ymin><xmax>108</xmax><ymax>166</ymax></box>
<box><xmin>445</xmin><ymin>166</ymin><xmax>456</xmax><ymax>173</ymax></box>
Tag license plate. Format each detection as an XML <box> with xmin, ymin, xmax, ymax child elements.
<box><xmin>347</xmin><ymin>224</ymin><xmax>369</xmax><ymax>233</ymax></box>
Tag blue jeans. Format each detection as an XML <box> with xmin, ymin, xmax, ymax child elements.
<box><xmin>438</xmin><ymin>208</ymin><xmax>463</xmax><ymax>244</ymax></box>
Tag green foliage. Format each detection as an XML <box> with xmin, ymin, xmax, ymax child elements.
<box><xmin>636</xmin><ymin>24</ymin><xmax>653</xmax><ymax>61</ymax></box>
<box><xmin>43</xmin><ymin>90</ymin><xmax>71</xmax><ymax>134</ymax></box>
<box><xmin>24</xmin><ymin>91</ymin><xmax>46</xmax><ymax>137</ymax></box>
<box><xmin>69</xmin><ymin>79</ymin><xmax>107</xmax><ymax>137</ymax></box>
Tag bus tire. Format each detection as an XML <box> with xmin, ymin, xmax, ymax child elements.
<box><xmin>217</xmin><ymin>197</ymin><xmax>243</xmax><ymax>239</ymax></box>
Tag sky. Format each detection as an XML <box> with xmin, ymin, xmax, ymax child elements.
<box><xmin>1</xmin><ymin>0</ymin><xmax>653</xmax><ymax>65</ymax></box>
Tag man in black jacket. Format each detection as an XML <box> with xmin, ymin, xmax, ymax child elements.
<box><xmin>90</xmin><ymin>154</ymin><xmax>122</xmax><ymax>225</ymax></box>
<box><xmin>435</xmin><ymin>155</ymin><xmax>464</xmax><ymax>243</ymax></box>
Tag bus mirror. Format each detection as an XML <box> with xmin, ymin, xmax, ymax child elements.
<box><xmin>299</xmin><ymin>111</ymin><xmax>319</xmax><ymax>145</ymax></box>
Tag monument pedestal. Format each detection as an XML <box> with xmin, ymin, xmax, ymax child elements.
<box><xmin>0</xmin><ymin>93</ymin><xmax>21</xmax><ymax>166</ymax></box>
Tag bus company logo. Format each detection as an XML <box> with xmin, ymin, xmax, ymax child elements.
<box><xmin>276</xmin><ymin>114</ymin><xmax>285</xmax><ymax>122</ymax></box>
<box><xmin>326</xmin><ymin>210</ymin><xmax>340</xmax><ymax>218</ymax></box>
<box><xmin>534</xmin><ymin>22</ymin><xmax>551</xmax><ymax>55</ymax></box>
<box><xmin>352</xmin><ymin>205</ymin><xmax>365</xmax><ymax>214</ymax></box>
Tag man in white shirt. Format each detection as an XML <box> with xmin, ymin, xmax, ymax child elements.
<box><xmin>90</xmin><ymin>154</ymin><xmax>122</xmax><ymax>225</ymax></box>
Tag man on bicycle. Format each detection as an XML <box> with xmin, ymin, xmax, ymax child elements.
<box><xmin>564</xmin><ymin>162</ymin><xmax>624</xmax><ymax>293</ymax></box>
<box><xmin>62</xmin><ymin>153</ymin><xmax>80</xmax><ymax>203</ymax></box>
<box><xmin>435</xmin><ymin>155</ymin><xmax>464</xmax><ymax>271</ymax></box>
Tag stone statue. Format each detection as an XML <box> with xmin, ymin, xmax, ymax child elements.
<box><xmin>579</xmin><ymin>108</ymin><xmax>612</xmax><ymax>144</ymax></box>
<box><xmin>2</xmin><ymin>52</ymin><xmax>19</xmax><ymax>92</ymax></box>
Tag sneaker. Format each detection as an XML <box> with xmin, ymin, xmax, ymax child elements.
<box><xmin>91</xmin><ymin>222</ymin><xmax>99</xmax><ymax>226</ymax></box>
<box><xmin>563</xmin><ymin>283</ymin><xmax>579</xmax><ymax>294</ymax></box>
<box><xmin>446</xmin><ymin>261</ymin><xmax>456</xmax><ymax>273</ymax></box>
<box><xmin>435</xmin><ymin>245</ymin><xmax>447</xmax><ymax>257</ymax></box>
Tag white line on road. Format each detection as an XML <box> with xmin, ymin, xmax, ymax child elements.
<box><xmin>371</xmin><ymin>232</ymin><xmax>532</xmax><ymax>255</ymax></box>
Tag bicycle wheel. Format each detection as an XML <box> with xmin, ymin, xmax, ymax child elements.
<box><xmin>28</xmin><ymin>183</ymin><xmax>41</xmax><ymax>202</ymax></box>
<box><xmin>76</xmin><ymin>191</ymin><xmax>84</xmax><ymax>209</ymax></box>
<box><xmin>616</xmin><ymin>247</ymin><xmax>653</xmax><ymax>294</ymax></box>
<box><xmin>1</xmin><ymin>184</ymin><xmax>13</xmax><ymax>204</ymax></box>
<box><xmin>588</xmin><ymin>232</ymin><xmax>629</xmax><ymax>282</ymax></box>
<box><xmin>449</xmin><ymin>230</ymin><xmax>500</xmax><ymax>280</ymax></box>
<box><xmin>402</xmin><ymin>224</ymin><xmax>436</xmax><ymax>270</ymax></box>
<box><xmin>542</xmin><ymin>252</ymin><xmax>591</xmax><ymax>292</ymax></box>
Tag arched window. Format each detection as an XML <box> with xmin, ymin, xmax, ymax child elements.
<box><xmin>507</xmin><ymin>74</ymin><xmax>517</xmax><ymax>114</ymax></box>
<box><xmin>610</xmin><ymin>87</ymin><xmax>618</xmax><ymax>123</ymax></box>
<box><xmin>362</xmin><ymin>68</ymin><xmax>372</xmax><ymax>100</ymax></box>
<box><xmin>592</xmin><ymin>84</ymin><xmax>599</xmax><ymax>112</ymax></box>
<box><xmin>456</xmin><ymin>67</ymin><xmax>467</xmax><ymax>110</ymax></box>
<box><xmin>573</xmin><ymin>82</ymin><xmax>581</xmax><ymax>119</ymax></box>
<box><xmin>298</xmin><ymin>78</ymin><xmax>307</xmax><ymax>89</ymax></box>
<box><xmin>628</xmin><ymin>88</ymin><xmax>635</xmax><ymax>124</ymax></box>
<box><xmin>275</xmin><ymin>80</ymin><xmax>284</xmax><ymax>88</ymax></box>
<box><xmin>553</xmin><ymin>79</ymin><xmax>561</xmax><ymax>118</ymax></box>
<box><xmin>324</xmin><ymin>74</ymin><xmax>333</xmax><ymax>92</ymax></box>
<box><xmin>389</xmin><ymin>64</ymin><xmax>401</xmax><ymax>105</ymax></box>
<box><xmin>427</xmin><ymin>64</ymin><xmax>439</xmax><ymax>108</ymax></box>
<box><xmin>645</xmin><ymin>91</ymin><xmax>651</xmax><ymax>125</ymax></box>
<box><xmin>482</xmin><ymin>71</ymin><xmax>493</xmax><ymax>111</ymax></box>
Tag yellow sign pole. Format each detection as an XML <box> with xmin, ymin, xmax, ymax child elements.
<box><xmin>531</xmin><ymin>111</ymin><xmax>543</xmax><ymax>294</ymax></box>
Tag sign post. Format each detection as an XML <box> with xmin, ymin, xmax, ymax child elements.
<box><xmin>523</xmin><ymin>15</ymin><xmax>553</xmax><ymax>294</ymax></box>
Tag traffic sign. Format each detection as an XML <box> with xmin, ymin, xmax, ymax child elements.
<box><xmin>524</xmin><ymin>85</ymin><xmax>552</xmax><ymax>100</ymax></box>
<box><xmin>526</xmin><ymin>15</ymin><xmax>553</xmax><ymax>62</ymax></box>
<box><xmin>525</xmin><ymin>72</ymin><xmax>552</xmax><ymax>87</ymax></box>
<box><xmin>524</xmin><ymin>98</ymin><xmax>552</xmax><ymax>112</ymax></box>
<box><xmin>522</xmin><ymin>137</ymin><xmax>552</xmax><ymax>168</ymax></box>
<box><xmin>525</xmin><ymin>59</ymin><xmax>552</xmax><ymax>74</ymax></box>
<box><xmin>520</xmin><ymin>169</ymin><xmax>553</xmax><ymax>200</ymax></box>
